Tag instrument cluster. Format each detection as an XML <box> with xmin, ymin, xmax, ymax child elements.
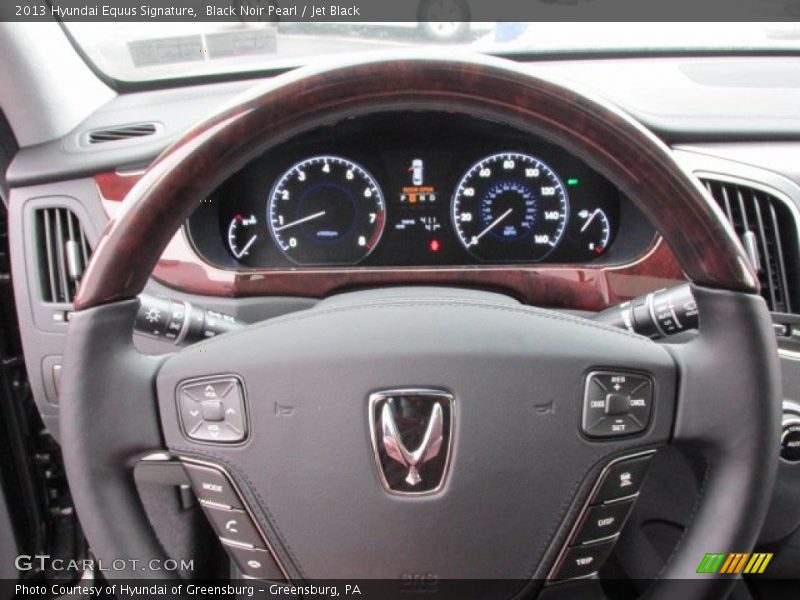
<box><xmin>187</xmin><ymin>113</ymin><xmax>656</xmax><ymax>269</ymax></box>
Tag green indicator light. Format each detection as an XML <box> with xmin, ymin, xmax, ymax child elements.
<box><xmin>567</xmin><ymin>178</ymin><xmax>579</xmax><ymax>186</ymax></box>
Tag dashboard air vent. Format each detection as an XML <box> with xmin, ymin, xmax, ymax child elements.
<box><xmin>87</xmin><ymin>122</ymin><xmax>157</xmax><ymax>144</ymax></box>
<box><xmin>701</xmin><ymin>178</ymin><xmax>799</xmax><ymax>314</ymax></box>
<box><xmin>34</xmin><ymin>208</ymin><xmax>91</xmax><ymax>304</ymax></box>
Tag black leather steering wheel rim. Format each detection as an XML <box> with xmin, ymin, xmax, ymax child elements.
<box><xmin>58</xmin><ymin>54</ymin><xmax>781</xmax><ymax>598</ymax></box>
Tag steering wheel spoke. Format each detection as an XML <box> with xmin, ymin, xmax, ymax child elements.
<box><xmin>149</xmin><ymin>289</ymin><xmax>678</xmax><ymax>590</ymax></box>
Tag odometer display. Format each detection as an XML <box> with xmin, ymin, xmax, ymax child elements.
<box><xmin>268</xmin><ymin>156</ymin><xmax>386</xmax><ymax>265</ymax></box>
<box><xmin>452</xmin><ymin>152</ymin><xmax>569</xmax><ymax>262</ymax></box>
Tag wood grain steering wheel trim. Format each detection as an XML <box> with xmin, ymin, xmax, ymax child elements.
<box><xmin>76</xmin><ymin>55</ymin><xmax>757</xmax><ymax>310</ymax></box>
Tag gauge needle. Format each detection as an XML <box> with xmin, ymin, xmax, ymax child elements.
<box><xmin>580</xmin><ymin>209</ymin><xmax>601</xmax><ymax>232</ymax></box>
<box><xmin>234</xmin><ymin>235</ymin><xmax>258</xmax><ymax>259</ymax></box>
<box><xmin>468</xmin><ymin>208</ymin><xmax>513</xmax><ymax>247</ymax></box>
<box><xmin>274</xmin><ymin>210</ymin><xmax>326</xmax><ymax>232</ymax></box>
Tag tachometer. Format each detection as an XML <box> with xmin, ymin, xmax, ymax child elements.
<box><xmin>268</xmin><ymin>156</ymin><xmax>386</xmax><ymax>265</ymax></box>
<box><xmin>452</xmin><ymin>152</ymin><xmax>569</xmax><ymax>261</ymax></box>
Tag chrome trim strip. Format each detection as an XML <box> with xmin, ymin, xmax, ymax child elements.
<box><xmin>578</xmin><ymin>532</ymin><xmax>622</xmax><ymax>546</ymax></box>
<box><xmin>784</xmin><ymin>400</ymin><xmax>800</xmax><ymax>417</ymax></box>
<box><xmin>602</xmin><ymin>492</ymin><xmax>640</xmax><ymax>505</ymax></box>
<box><xmin>778</xmin><ymin>347</ymin><xmax>800</xmax><ymax>361</ymax></box>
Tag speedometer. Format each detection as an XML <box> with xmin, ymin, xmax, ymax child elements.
<box><xmin>268</xmin><ymin>156</ymin><xmax>386</xmax><ymax>265</ymax></box>
<box><xmin>452</xmin><ymin>152</ymin><xmax>569</xmax><ymax>262</ymax></box>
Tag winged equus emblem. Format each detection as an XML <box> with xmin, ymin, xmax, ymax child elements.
<box><xmin>369</xmin><ymin>389</ymin><xmax>454</xmax><ymax>495</ymax></box>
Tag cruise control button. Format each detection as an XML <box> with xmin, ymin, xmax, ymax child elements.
<box><xmin>574</xmin><ymin>499</ymin><xmax>635</xmax><ymax>544</ymax></box>
<box><xmin>593</xmin><ymin>455</ymin><xmax>652</xmax><ymax>503</ymax></box>
<box><xmin>223</xmin><ymin>543</ymin><xmax>285</xmax><ymax>581</ymax></box>
<box><xmin>202</xmin><ymin>504</ymin><xmax>264</xmax><ymax>548</ymax></box>
<box><xmin>552</xmin><ymin>539</ymin><xmax>615</xmax><ymax>580</ymax></box>
<box><xmin>183</xmin><ymin>463</ymin><xmax>242</xmax><ymax>509</ymax></box>
<box><xmin>582</xmin><ymin>372</ymin><xmax>653</xmax><ymax>438</ymax></box>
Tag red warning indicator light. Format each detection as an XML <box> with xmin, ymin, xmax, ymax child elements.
<box><xmin>429</xmin><ymin>239</ymin><xmax>441</xmax><ymax>252</ymax></box>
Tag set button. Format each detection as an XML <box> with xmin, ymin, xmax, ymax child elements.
<box><xmin>178</xmin><ymin>376</ymin><xmax>247</xmax><ymax>443</ymax></box>
<box><xmin>582</xmin><ymin>371</ymin><xmax>653</xmax><ymax>438</ymax></box>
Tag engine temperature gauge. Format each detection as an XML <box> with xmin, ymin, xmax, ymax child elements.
<box><xmin>227</xmin><ymin>214</ymin><xmax>261</xmax><ymax>260</ymax></box>
<box><xmin>577</xmin><ymin>208</ymin><xmax>611</xmax><ymax>255</ymax></box>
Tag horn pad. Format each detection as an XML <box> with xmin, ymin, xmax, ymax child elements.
<box><xmin>156</xmin><ymin>288</ymin><xmax>675</xmax><ymax>587</ymax></box>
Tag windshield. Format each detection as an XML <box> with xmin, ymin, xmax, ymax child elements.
<box><xmin>65</xmin><ymin>22</ymin><xmax>800</xmax><ymax>83</ymax></box>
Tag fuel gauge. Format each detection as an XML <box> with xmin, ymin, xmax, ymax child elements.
<box><xmin>577</xmin><ymin>208</ymin><xmax>611</xmax><ymax>256</ymax></box>
<box><xmin>227</xmin><ymin>214</ymin><xmax>261</xmax><ymax>260</ymax></box>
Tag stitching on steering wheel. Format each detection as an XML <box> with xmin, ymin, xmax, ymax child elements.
<box><xmin>181</xmin><ymin>297</ymin><xmax>651</xmax><ymax>355</ymax></box>
<box><xmin>648</xmin><ymin>459</ymin><xmax>711</xmax><ymax>587</ymax></box>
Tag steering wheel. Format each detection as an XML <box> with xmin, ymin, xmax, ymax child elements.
<box><xmin>59</xmin><ymin>55</ymin><xmax>780</xmax><ymax>599</ymax></box>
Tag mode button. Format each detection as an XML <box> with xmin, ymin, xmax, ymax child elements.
<box><xmin>183</xmin><ymin>463</ymin><xmax>243</xmax><ymax>509</ymax></box>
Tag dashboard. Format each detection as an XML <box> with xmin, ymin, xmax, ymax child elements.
<box><xmin>186</xmin><ymin>113</ymin><xmax>656</xmax><ymax>269</ymax></box>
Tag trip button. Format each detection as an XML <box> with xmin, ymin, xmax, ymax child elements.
<box><xmin>183</xmin><ymin>463</ymin><xmax>243</xmax><ymax>509</ymax></box>
<box><xmin>202</xmin><ymin>504</ymin><xmax>265</xmax><ymax>548</ymax></box>
<box><xmin>592</xmin><ymin>455</ymin><xmax>652</xmax><ymax>503</ymax></box>
<box><xmin>552</xmin><ymin>539</ymin><xmax>615</xmax><ymax>580</ymax></box>
<box><xmin>223</xmin><ymin>543</ymin><xmax>285</xmax><ymax>581</ymax></box>
<box><xmin>573</xmin><ymin>499</ymin><xmax>635</xmax><ymax>544</ymax></box>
